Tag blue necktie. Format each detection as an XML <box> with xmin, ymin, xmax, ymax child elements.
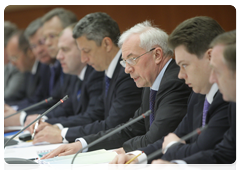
<box><xmin>202</xmin><ymin>98</ymin><xmax>210</xmax><ymax>126</ymax></box>
<box><xmin>105</xmin><ymin>75</ymin><xmax>111</xmax><ymax>97</ymax></box>
<box><xmin>77</xmin><ymin>89</ymin><xmax>81</xmax><ymax>101</ymax></box>
<box><xmin>149</xmin><ymin>89</ymin><xmax>157</xmax><ymax>126</ymax></box>
<box><xmin>49</xmin><ymin>66</ymin><xmax>55</xmax><ymax>95</ymax></box>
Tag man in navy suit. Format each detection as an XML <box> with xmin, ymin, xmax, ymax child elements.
<box><xmin>41</xmin><ymin>20</ymin><xmax>192</xmax><ymax>159</ymax></box>
<box><xmin>28</xmin><ymin>23</ymin><xmax>104</xmax><ymax>144</ymax></box>
<box><xmin>156</xmin><ymin>30</ymin><xmax>236</xmax><ymax>164</ymax></box>
<box><xmin>110</xmin><ymin>16</ymin><xmax>230</xmax><ymax>164</ymax></box>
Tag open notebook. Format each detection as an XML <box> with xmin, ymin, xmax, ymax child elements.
<box><xmin>38</xmin><ymin>149</ymin><xmax>117</xmax><ymax>164</ymax></box>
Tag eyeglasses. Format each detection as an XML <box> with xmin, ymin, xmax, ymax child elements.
<box><xmin>120</xmin><ymin>48</ymin><xmax>155</xmax><ymax>68</ymax></box>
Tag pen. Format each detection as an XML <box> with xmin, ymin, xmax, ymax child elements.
<box><xmin>125</xmin><ymin>151</ymin><xmax>143</xmax><ymax>164</ymax></box>
<box><xmin>32</xmin><ymin>115</ymin><xmax>41</xmax><ymax>140</ymax></box>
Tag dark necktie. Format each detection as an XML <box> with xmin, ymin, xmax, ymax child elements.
<box><xmin>202</xmin><ymin>98</ymin><xmax>210</xmax><ymax>126</ymax></box>
<box><xmin>149</xmin><ymin>89</ymin><xmax>157</xmax><ymax>126</ymax></box>
<box><xmin>49</xmin><ymin>66</ymin><xmax>55</xmax><ymax>95</ymax></box>
<box><xmin>105</xmin><ymin>75</ymin><xmax>111</xmax><ymax>97</ymax></box>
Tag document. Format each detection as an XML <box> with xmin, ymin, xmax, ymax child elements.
<box><xmin>38</xmin><ymin>149</ymin><xmax>117</xmax><ymax>164</ymax></box>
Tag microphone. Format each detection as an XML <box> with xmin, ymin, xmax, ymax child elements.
<box><xmin>71</xmin><ymin>110</ymin><xmax>151</xmax><ymax>164</ymax></box>
<box><xmin>4</xmin><ymin>95</ymin><xmax>68</xmax><ymax>164</ymax></box>
<box><xmin>4</xmin><ymin>97</ymin><xmax>53</xmax><ymax>119</ymax></box>
<box><xmin>143</xmin><ymin>125</ymin><xmax>208</xmax><ymax>163</ymax></box>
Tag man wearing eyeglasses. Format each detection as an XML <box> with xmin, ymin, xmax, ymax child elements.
<box><xmin>41</xmin><ymin>20</ymin><xmax>191</xmax><ymax>159</ymax></box>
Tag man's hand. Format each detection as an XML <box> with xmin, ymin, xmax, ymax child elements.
<box><xmin>32</xmin><ymin>124</ymin><xmax>62</xmax><ymax>144</ymax></box>
<box><xmin>162</xmin><ymin>133</ymin><xmax>185</xmax><ymax>152</ymax></box>
<box><xmin>114</xmin><ymin>147</ymin><xmax>126</xmax><ymax>154</ymax></box>
<box><xmin>41</xmin><ymin>142</ymin><xmax>82</xmax><ymax>159</ymax></box>
<box><xmin>148</xmin><ymin>159</ymin><xmax>180</xmax><ymax>170</ymax></box>
<box><xmin>109</xmin><ymin>154</ymin><xmax>138</xmax><ymax>164</ymax></box>
<box><xmin>24</xmin><ymin>114</ymin><xmax>40</xmax><ymax>132</ymax></box>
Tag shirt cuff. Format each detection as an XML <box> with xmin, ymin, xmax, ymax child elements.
<box><xmin>55</xmin><ymin>123</ymin><xmax>64</xmax><ymax>130</ymax></box>
<box><xmin>127</xmin><ymin>150</ymin><xmax>147</xmax><ymax>164</ymax></box>
<box><xmin>75</xmin><ymin>138</ymin><xmax>88</xmax><ymax>152</ymax></box>
<box><xmin>20</xmin><ymin>111</ymin><xmax>27</xmax><ymax>126</ymax></box>
<box><xmin>171</xmin><ymin>160</ymin><xmax>188</xmax><ymax>170</ymax></box>
<box><xmin>163</xmin><ymin>141</ymin><xmax>178</xmax><ymax>154</ymax></box>
<box><xmin>61</xmin><ymin>128</ymin><xmax>69</xmax><ymax>143</ymax></box>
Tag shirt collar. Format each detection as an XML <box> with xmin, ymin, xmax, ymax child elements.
<box><xmin>105</xmin><ymin>49</ymin><xmax>122</xmax><ymax>79</ymax></box>
<box><xmin>206</xmin><ymin>83</ymin><xmax>218</xmax><ymax>104</ymax></box>
<box><xmin>78</xmin><ymin>65</ymin><xmax>87</xmax><ymax>81</ymax></box>
<box><xmin>151</xmin><ymin>58</ymin><xmax>172</xmax><ymax>91</ymax></box>
<box><xmin>31</xmin><ymin>60</ymin><xmax>39</xmax><ymax>75</ymax></box>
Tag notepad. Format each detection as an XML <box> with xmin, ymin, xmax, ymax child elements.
<box><xmin>38</xmin><ymin>149</ymin><xmax>117</xmax><ymax>164</ymax></box>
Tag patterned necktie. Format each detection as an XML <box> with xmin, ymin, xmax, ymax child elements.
<box><xmin>202</xmin><ymin>98</ymin><xmax>210</xmax><ymax>126</ymax></box>
<box><xmin>149</xmin><ymin>89</ymin><xmax>157</xmax><ymax>126</ymax></box>
<box><xmin>49</xmin><ymin>66</ymin><xmax>55</xmax><ymax>95</ymax></box>
<box><xmin>105</xmin><ymin>75</ymin><xmax>111</xmax><ymax>97</ymax></box>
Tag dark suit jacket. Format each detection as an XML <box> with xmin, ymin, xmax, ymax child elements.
<box><xmin>64</xmin><ymin>56</ymin><xmax>143</xmax><ymax>142</ymax></box>
<box><xmin>82</xmin><ymin>59</ymin><xmax>192</xmax><ymax>151</ymax></box>
<box><xmin>10</xmin><ymin>62</ymin><xmax>50</xmax><ymax>110</ymax></box>
<box><xmin>183</xmin><ymin>102</ymin><xmax>236</xmax><ymax>164</ymax></box>
<box><xmin>140</xmin><ymin>91</ymin><xmax>230</xmax><ymax>163</ymax></box>
<box><xmin>24</xmin><ymin>60</ymin><xmax>74</xmax><ymax>116</ymax></box>
<box><xmin>45</xmin><ymin>65</ymin><xmax>104</xmax><ymax>124</ymax></box>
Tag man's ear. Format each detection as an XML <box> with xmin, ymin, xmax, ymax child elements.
<box><xmin>102</xmin><ymin>37</ymin><xmax>113</xmax><ymax>52</ymax></box>
<box><xmin>206</xmin><ymin>48</ymin><xmax>212</xmax><ymax>61</ymax></box>
<box><xmin>26</xmin><ymin>48</ymin><xmax>35</xmax><ymax>59</ymax></box>
<box><xmin>154</xmin><ymin>47</ymin><xmax>163</xmax><ymax>64</ymax></box>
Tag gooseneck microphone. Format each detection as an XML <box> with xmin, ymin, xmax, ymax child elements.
<box><xmin>4</xmin><ymin>97</ymin><xmax>53</xmax><ymax>119</ymax></box>
<box><xmin>4</xmin><ymin>95</ymin><xmax>68</xmax><ymax>164</ymax></box>
<box><xmin>71</xmin><ymin>110</ymin><xmax>151</xmax><ymax>164</ymax></box>
<box><xmin>143</xmin><ymin>125</ymin><xmax>208</xmax><ymax>163</ymax></box>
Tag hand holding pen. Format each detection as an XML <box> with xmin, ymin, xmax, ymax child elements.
<box><xmin>31</xmin><ymin>115</ymin><xmax>41</xmax><ymax>140</ymax></box>
<box><xmin>109</xmin><ymin>151</ymin><xmax>144</xmax><ymax>164</ymax></box>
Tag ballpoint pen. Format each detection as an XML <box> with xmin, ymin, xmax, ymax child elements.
<box><xmin>32</xmin><ymin>115</ymin><xmax>41</xmax><ymax>140</ymax></box>
<box><xmin>125</xmin><ymin>151</ymin><xmax>143</xmax><ymax>164</ymax></box>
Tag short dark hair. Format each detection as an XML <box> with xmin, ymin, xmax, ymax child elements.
<box><xmin>11</xmin><ymin>30</ymin><xmax>30</xmax><ymax>54</ymax></box>
<box><xmin>72</xmin><ymin>12</ymin><xmax>120</xmax><ymax>46</ymax></box>
<box><xmin>210</xmin><ymin>30</ymin><xmax>236</xmax><ymax>71</ymax></box>
<box><xmin>24</xmin><ymin>18</ymin><xmax>43</xmax><ymax>39</ymax></box>
<box><xmin>41</xmin><ymin>8</ymin><xmax>78</xmax><ymax>28</ymax></box>
<box><xmin>224</xmin><ymin>44</ymin><xmax>236</xmax><ymax>71</ymax></box>
<box><xmin>4</xmin><ymin>21</ymin><xmax>18</xmax><ymax>47</ymax></box>
<box><xmin>168</xmin><ymin>16</ymin><xmax>225</xmax><ymax>58</ymax></box>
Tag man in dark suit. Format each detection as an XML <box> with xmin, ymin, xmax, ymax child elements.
<box><xmin>41</xmin><ymin>20</ymin><xmax>191</xmax><ymax>159</ymax></box>
<box><xmin>110</xmin><ymin>16</ymin><xmax>230</xmax><ymax>164</ymax></box>
<box><xmin>169</xmin><ymin>30</ymin><xmax>236</xmax><ymax>164</ymax></box>
<box><xmin>28</xmin><ymin>23</ymin><xmax>104</xmax><ymax>144</ymax></box>
<box><xmin>4</xmin><ymin>30</ymin><xmax>48</xmax><ymax>127</ymax></box>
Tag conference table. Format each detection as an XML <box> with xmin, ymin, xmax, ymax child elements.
<box><xmin>4</xmin><ymin>130</ymin><xmax>147</xmax><ymax>170</ymax></box>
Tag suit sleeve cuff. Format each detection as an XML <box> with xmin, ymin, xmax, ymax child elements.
<box><xmin>171</xmin><ymin>160</ymin><xmax>188</xmax><ymax>170</ymax></box>
<box><xmin>75</xmin><ymin>138</ymin><xmax>88</xmax><ymax>152</ymax></box>
<box><xmin>61</xmin><ymin>128</ymin><xmax>69</xmax><ymax>143</ymax></box>
<box><xmin>127</xmin><ymin>150</ymin><xmax>147</xmax><ymax>164</ymax></box>
<box><xmin>20</xmin><ymin>111</ymin><xmax>27</xmax><ymax>126</ymax></box>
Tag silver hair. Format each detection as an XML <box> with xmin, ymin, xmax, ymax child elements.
<box><xmin>118</xmin><ymin>20</ymin><xmax>173</xmax><ymax>57</ymax></box>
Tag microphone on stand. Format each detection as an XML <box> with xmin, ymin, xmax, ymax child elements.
<box><xmin>141</xmin><ymin>125</ymin><xmax>208</xmax><ymax>164</ymax></box>
<box><xmin>4</xmin><ymin>97</ymin><xmax>53</xmax><ymax>119</ymax></box>
<box><xmin>4</xmin><ymin>95</ymin><xmax>68</xmax><ymax>164</ymax></box>
<box><xmin>71</xmin><ymin>110</ymin><xmax>151</xmax><ymax>164</ymax></box>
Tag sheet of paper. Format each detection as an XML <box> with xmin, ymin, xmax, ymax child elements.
<box><xmin>4</xmin><ymin>143</ymin><xmax>63</xmax><ymax>159</ymax></box>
